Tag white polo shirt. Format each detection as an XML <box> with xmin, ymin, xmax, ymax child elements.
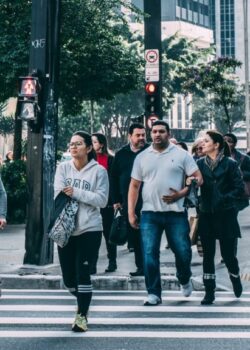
<box><xmin>131</xmin><ymin>144</ymin><xmax>198</xmax><ymax>212</ymax></box>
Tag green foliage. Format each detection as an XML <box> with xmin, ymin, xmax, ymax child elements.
<box><xmin>161</xmin><ymin>34</ymin><xmax>212</xmax><ymax>110</ymax></box>
<box><xmin>0</xmin><ymin>0</ymin><xmax>142</xmax><ymax>115</ymax></box>
<box><xmin>57</xmin><ymin>101</ymin><xmax>101</xmax><ymax>151</ymax></box>
<box><xmin>192</xmin><ymin>94</ymin><xmax>245</xmax><ymax>134</ymax></box>
<box><xmin>0</xmin><ymin>1</ymin><xmax>31</xmax><ymax>101</ymax></box>
<box><xmin>1</xmin><ymin>160</ymin><xmax>27</xmax><ymax>223</ymax></box>
<box><xmin>60</xmin><ymin>1</ymin><xmax>143</xmax><ymax>114</ymax></box>
<box><xmin>183</xmin><ymin>57</ymin><xmax>242</xmax><ymax>131</ymax></box>
<box><xmin>0</xmin><ymin>103</ymin><xmax>15</xmax><ymax>135</ymax></box>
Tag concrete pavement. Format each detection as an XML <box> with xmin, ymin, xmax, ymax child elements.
<box><xmin>0</xmin><ymin>207</ymin><xmax>250</xmax><ymax>291</ymax></box>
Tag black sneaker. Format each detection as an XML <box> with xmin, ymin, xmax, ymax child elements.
<box><xmin>105</xmin><ymin>262</ymin><xmax>117</xmax><ymax>273</ymax></box>
<box><xmin>130</xmin><ymin>269</ymin><xmax>144</xmax><ymax>277</ymax></box>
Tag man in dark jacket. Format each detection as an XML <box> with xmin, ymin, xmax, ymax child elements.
<box><xmin>224</xmin><ymin>133</ymin><xmax>250</xmax><ymax>211</ymax></box>
<box><xmin>111</xmin><ymin>123</ymin><xmax>148</xmax><ymax>276</ymax></box>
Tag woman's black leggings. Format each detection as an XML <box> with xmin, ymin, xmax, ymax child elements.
<box><xmin>58</xmin><ymin>231</ymin><xmax>102</xmax><ymax>316</ymax></box>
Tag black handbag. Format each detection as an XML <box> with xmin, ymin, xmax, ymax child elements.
<box><xmin>109</xmin><ymin>208</ymin><xmax>128</xmax><ymax>246</ymax></box>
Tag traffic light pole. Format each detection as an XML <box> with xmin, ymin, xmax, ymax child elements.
<box><xmin>144</xmin><ymin>0</ymin><xmax>162</xmax><ymax>132</ymax></box>
<box><xmin>23</xmin><ymin>0</ymin><xmax>61</xmax><ymax>265</ymax></box>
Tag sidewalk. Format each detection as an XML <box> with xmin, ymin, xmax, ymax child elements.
<box><xmin>0</xmin><ymin>206</ymin><xmax>250</xmax><ymax>291</ymax></box>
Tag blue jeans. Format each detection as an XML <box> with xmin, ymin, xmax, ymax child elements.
<box><xmin>140</xmin><ymin>211</ymin><xmax>192</xmax><ymax>298</ymax></box>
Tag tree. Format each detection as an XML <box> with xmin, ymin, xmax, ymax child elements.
<box><xmin>192</xmin><ymin>93</ymin><xmax>245</xmax><ymax>134</ymax></box>
<box><xmin>57</xmin><ymin>101</ymin><xmax>101</xmax><ymax>152</ymax></box>
<box><xmin>0</xmin><ymin>1</ymin><xmax>142</xmax><ymax>108</ymax></box>
<box><xmin>0</xmin><ymin>2</ymin><xmax>31</xmax><ymax>102</ymax></box>
<box><xmin>183</xmin><ymin>57</ymin><xmax>242</xmax><ymax>132</ymax></box>
<box><xmin>161</xmin><ymin>34</ymin><xmax>211</xmax><ymax>111</ymax></box>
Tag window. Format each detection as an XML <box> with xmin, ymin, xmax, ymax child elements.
<box><xmin>220</xmin><ymin>0</ymin><xmax>235</xmax><ymax>57</ymax></box>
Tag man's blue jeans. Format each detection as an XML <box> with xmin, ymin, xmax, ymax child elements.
<box><xmin>140</xmin><ymin>211</ymin><xmax>192</xmax><ymax>298</ymax></box>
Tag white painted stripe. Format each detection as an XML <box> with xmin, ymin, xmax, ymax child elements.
<box><xmin>0</xmin><ymin>317</ymin><xmax>250</xmax><ymax>326</ymax></box>
<box><xmin>0</xmin><ymin>305</ymin><xmax>249</xmax><ymax>313</ymax></box>
<box><xmin>4</xmin><ymin>289</ymin><xmax>250</xmax><ymax>295</ymax></box>
<box><xmin>0</xmin><ymin>330</ymin><xmax>250</xmax><ymax>338</ymax></box>
<box><xmin>2</xmin><ymin>295</ymin><xmax>250</xmax><ymax>302</ymax></box>
<box><xmin>2</xmin><ymin>289</ymin><xmax>250</xmax><ymax>298</ymax></box>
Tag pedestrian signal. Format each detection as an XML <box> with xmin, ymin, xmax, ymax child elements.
<box><xmin>16</xmin><ymin>75</ymin><xmax>41</xmax><ymax>124</ymax></box>
<box><xmin>19</xmin><ymin>77</ymin><xmax>40</xmax><ymax>98</ymax></box>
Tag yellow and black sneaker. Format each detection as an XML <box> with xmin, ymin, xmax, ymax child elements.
<box><xmin>72</xmin><ymin>314</ymin><xmax>88</xmax><ymax>332</ymax></box>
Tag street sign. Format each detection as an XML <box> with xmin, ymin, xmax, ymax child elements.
<box><xmin>147</xmin><ymin>115</ymin><xmax>159</xmax><ymax>129</ymax></box>
<box><xmin>145</xmin><ymin>49</ymin><xmax>159</xmax><ymax>64</ymax></box>
<box><xmin>145</xmin><ymin>67</ymin><xmax>159</xmax><ymax>82</ymax></box>
<box><xmin>145</xmin><ymin>49</ymin><xmax>159</xmax><ymax>82</ymax></box>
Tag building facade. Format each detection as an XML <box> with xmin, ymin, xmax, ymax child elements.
<box><xmin>214</xmin><ymin>0</ymin><xmax>250</xmax><ymax>83</ymax></box>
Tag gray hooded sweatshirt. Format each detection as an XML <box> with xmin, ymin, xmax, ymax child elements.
<box><xmin>54</xmin><ymin>159</ymin><xmax>109</xmax><ymax>236</ymax></box>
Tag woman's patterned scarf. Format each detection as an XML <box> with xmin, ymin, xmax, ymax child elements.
<box><xmin>205</xmin><ymin>150</ymin><xmax>224</xmax><ymax>171</ymax></box>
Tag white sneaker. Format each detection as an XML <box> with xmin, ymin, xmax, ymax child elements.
<box><xmin>181</xmin><ymin>280</ymin><xmax>192</xmax><ymax>297</ymax></box>
<box><xmin>144</xmin><ymin>294</ymin><xmax>162</xmax><ymax>306</ymax></box>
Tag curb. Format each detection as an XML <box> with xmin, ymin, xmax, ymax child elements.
<box><xmin>0</xmin><ymin>274</ymin><xmax>208</xmax><ymax>291</ymax></box>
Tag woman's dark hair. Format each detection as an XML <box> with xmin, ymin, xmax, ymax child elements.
<box><xmin>224</xmin><ymin>132</ymin><xmax>237</xmax><ymax>145</ymax></box>
<box><xmin>92</xmin><ymin>133</ymin><xmax>108</xmax><ymax>154</ymax></box>
<box><xmin>73</xmin><ymin>130</ymin><xmax>96</xmax><ymax>161</ymax></box>
<box><xmin>206</xmin><ymin>130</ymin><xmax>231</xmax><ymax>156</ymax></box>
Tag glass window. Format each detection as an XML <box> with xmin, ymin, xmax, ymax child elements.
<box><xmin>176</xmin><ymin>6</ymin><xmax>181</xmax><ymax>18</ymax></box>
<box><xmin>182</xmin><ymin>8</ymin><xmax>187</xmax><ymax>19</ymax></box>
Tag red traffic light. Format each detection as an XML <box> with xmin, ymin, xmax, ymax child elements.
<box><xmin>145</xmin><ymin>83</ymin><xmax>157</xmax><ymax>95</ymax></box>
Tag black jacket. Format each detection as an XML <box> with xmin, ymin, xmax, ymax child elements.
<box><xmin>110</xmin><ymin>143</ymin><xmax>149</xmax><ymax>210</ymax></box>
<box><xmin>233</xmin><ymin>149</ymin><xmax>250</xmax><ymax>181</ymax></box>
<box><xmin>107</xmin><ymin>154</ymin><xmax>114</xmax><ymax>206</ymax></box>
<box><xmin>197</xmin><ymin>156</ymin><xmax>244</xmax><ymax>213</ymax></box>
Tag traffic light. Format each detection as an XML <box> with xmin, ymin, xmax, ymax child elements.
<box><xmin>145</xmin><ymin>82</ymin><xmax>162</xmax><ymax>133</ymax></box>
<box><xmin>16</xmin><ymin>76</ymin><xmax>41</xmax><ymax>122</ymax></box>
<box><xmin>145</xmin><ymin>82</ymin><xmax>160</xmax><ymax>119</ymax></box>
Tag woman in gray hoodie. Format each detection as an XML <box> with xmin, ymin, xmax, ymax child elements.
<box><xmin>54</xmin><ymin>131</ymin><xmax>109</xmax><ymax>332</ymax></box>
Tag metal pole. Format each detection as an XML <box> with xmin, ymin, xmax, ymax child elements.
<box><xmin>144</xmin><ymin>0</ymin><xmax>162</xmax><ymax>137</ymax></box>
<box><xmin>243</xmin><ymin>0</ymin><xmax>250</xmax><ymax>151</ymax></box>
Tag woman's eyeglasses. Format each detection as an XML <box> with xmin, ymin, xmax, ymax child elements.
<box><xmin>196</xmin><ymin>147</ymin><xmax>203</xmax><ymax>151</ymax></box>
<box><xmin>67</xmin><ymin>141</ymin><xmax>84</xmax><ymax>148</ymax></box>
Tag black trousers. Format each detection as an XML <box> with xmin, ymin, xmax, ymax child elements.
<box><xmin>126</xmin><ymin>215</ymin><xmax>143</xmax><ymax>270</ymax></box>
<box><xmin>101</xmin><ymin>206</ymin><xmax>117</xmax><ymax>263</ymax></box>
<box><xmin>201</xmin><ymin>234</ymin><xmax>240</xmax><ymax>278</ymax></box>
<box><xmin>91</xmin><ymin>206</ymin><xmax>117</xmax><ymax>270</ymax></box>
<box><xmin>58</xmin><ymin>231</ymin><xmax>102</xmax><ymax>316</ymax></box>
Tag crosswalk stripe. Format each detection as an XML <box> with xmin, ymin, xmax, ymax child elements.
<box><xmin>0</xmin><ymin>317</ymin><xmax>250</xmax><ymax>326</ymax></box>
<box><xmin>0</xmin><ymin>331</ymin><xmax>250</xmax><ymax>338</ymax></box>
<box><xmin>2</xmin><ymin>295</ymin><xmax>248</xmax><ymax>301</ymax></box>
<box><xmin>0</xmin><ymin>304</ymin><xmax>248</xmax><ymax>312</ymax></box>
<box><xmin>3</xmin><ymin>289</ymin><xmax>249</xmax><ymax>295</ymax></box>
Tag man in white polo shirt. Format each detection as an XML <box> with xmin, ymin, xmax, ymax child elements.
<box><xmin>128</xmin><ymin>121</ymin><xmax>203</xmax><ymax>305</ymax></box>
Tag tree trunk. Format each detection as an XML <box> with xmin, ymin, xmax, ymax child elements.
<box><xmin>90</xmin><ymin>100</ymin><xmax>94</xmax><ymax>133</ymax></box>
<box><xmin>223</xmin><ymin>102</ymin><xmax>232</xmax><ymax>132</ymax></box>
